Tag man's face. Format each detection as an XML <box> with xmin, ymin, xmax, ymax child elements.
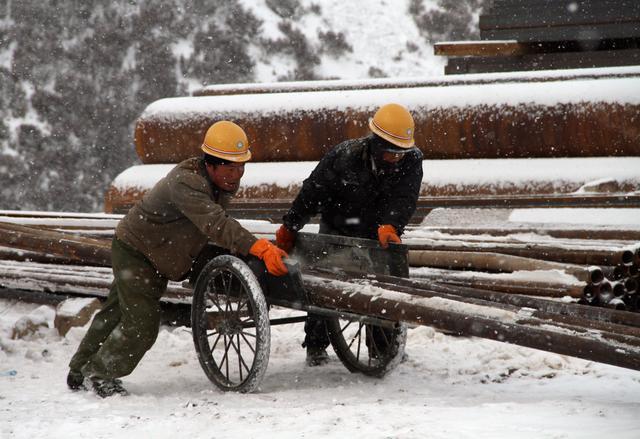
<box><xmin>381</xmin><ymin>151</ymin><xmax>405</xmax><ymax>164</ymax></box>
<box><xmin>370</xmin><ymin>134</ymin><xmax>407</xmax><ymax>170</ymax></box>
<box><xmin>206</xmin><ymin>162</ymin><xmax>245</xmax><ymax>192</ymax></box>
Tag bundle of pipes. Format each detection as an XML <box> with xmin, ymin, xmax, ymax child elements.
<box><xmin>406</xmin><ymin>237</ymin><xmax>640</xmax><ymax>311</ymax></box>
<box><xmin>2</xmin><ymin>216</ymin><xmax>639</xmax><ymax>312</ymax></box>
<box><xmin>2</xmin><ymin>225</ymin><xmax>640</xmax><ymax>372</ymax></box>
<box><xmin>302</xmin><ymin>271</ymin><xmax>640</xmax><ymax>371</ymax></box>
<box><xmin>0</xmin><ymin>221</ymin><xmax>111</xmax><ymax>267</ymax></box>
<box><xmin>135</xmin><ymin>68</ymin><xmax>640</xmax><ymax>164</ymax></box>
<box><xmin>0</xmin><ymin>259</ymin><xmax>191</xmax><ymax>304</ymax></box>
<box><xmin>0</xmin><ymin>210</ymin><xmax>119</xmax><ymax>238</ymax></box>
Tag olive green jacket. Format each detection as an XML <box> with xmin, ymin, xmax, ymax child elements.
<box><xmin>115</xmin><ymin>157</ymin><xmax>257</xmax><ymax>280</ymax></box>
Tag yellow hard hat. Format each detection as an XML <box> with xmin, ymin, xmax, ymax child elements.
<box><xmin>201</xmin><ymin>121</ymin><xmax>251</xmax><ymax>162</ymax></box>
<box><xmin>368</xmin><ymin>103</ymin><xmax>415</xmax><ymax>149</ymax></box>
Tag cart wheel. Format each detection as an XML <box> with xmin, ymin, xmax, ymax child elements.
<box><xmin>327</xmin><ymin>318</ymin><xmax>407</xmax><ymax>377</ymax></box>
<box><xmin>191</xmin><ymin>255</ymin><xmax>270</xmax><ymax>393</ymax></box>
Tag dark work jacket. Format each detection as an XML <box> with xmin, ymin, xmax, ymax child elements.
<box><xmin>282</xmin><ymin>136</ymin><xmax>423</xmax><ymax>239</ymax></box>
<box><xmin>116</xmin><ymin>157</ymin><xmax>257</xmax><ymax>281</ymax></box>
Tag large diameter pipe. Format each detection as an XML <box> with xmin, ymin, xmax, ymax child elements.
<box><xmin>408</xmin><ymin>241</ymin><xmax>636</xmax><ymax>266</ymax></box>
<box><xmin>134</xmin><ymin>73</ymin><xmax>640</xmax><ymax>164</ymax></box>
<box><xmin>408</xmin><ymin>250</ymin><xmax>604</xmax><ymax>284</ymax></box>
<box><xmin>304</xmin><ymin>276</ymin><xmax>640</xmax><ymax>371</ymax></box>
<box><xmin>407</xmin><ymin>226</ymin><xmax>640</xmax><ymax>242</ymax></box>
<box><xmin>409</xmin><ymin>268</ymin><xmax>586</xmax><ymax>298</ymax></box>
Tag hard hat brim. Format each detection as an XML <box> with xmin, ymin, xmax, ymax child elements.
<box><xmin>369</xmin><ymin>119</ymin><xmax>415</xmax><ymax>149</ymax></box>
<box><xmin>201</xmin><ymin>143</ymin><xmax>252</xmax><ymax>162</ymax></box>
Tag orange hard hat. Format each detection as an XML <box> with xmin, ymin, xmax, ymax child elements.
<box><xmin>201</xmin><ymin>121</ymin><xmax>251</xmax><ymax>162</ymax></box>
<box><xmin>368</xmin><ymin>103</ymin><xmax>415</xmax><ymax>149</ymax></box>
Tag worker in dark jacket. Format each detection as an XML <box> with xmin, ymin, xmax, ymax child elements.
<box><xmin>275</xmin><ymin>103</ymin><xmax>423</xmax><ymax>366</ymax></box>
<box><xmin>67</xmin><ymin>121</ymin><xmax>288</xmax><ymax>397</ymax></box>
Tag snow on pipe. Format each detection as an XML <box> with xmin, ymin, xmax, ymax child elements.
<box><xmin>134</xmin><ymin>74</ymin><xmax>640</xmax><ymax>164</ymax></box>
<box><xmin>408</xmin><ymin>240</ymin><xmax>635</xmax><ymax>266</ymax></box>
<box><xmin>325</xmin><ymin>272</ymin><xmax>640</xmax><ymax>344</ymax></box>
<box><xmin>365</xmin><ymin>271</ymin><xmax>640</xmax><ymax>329</ymax></box>
<box><xmin>0</xmin><ymin>260</ymin><xmax>190</xmax><ymax>303</ymax></box>
<box><xmin>407</xmin><ymin>249</ymin><xmax>604</xmax><ymax>285</ymax></box>
<box><xmin>0</xmin><ymin>222</ymin><xmax>111</xmax><ymax>267</ymax></box>
<box><xmin>355</xmin><ymin>275</ymin><xmax>640</xmax><ymax>344</ymax></box>
<box><xmin>192</xmin><ymin>68</ymin><xmax>640</xmax><ymax>97</ymax></box>
<box><xmin>409</xmin><ymin>226</ymin><xmax>640</xmax><ymax>242</ymax></box>
<box><xmin>409</xmin><ymin>269</ymin><xmax>587</xmax><ymax>299</ymax></box>
<box><xmin>303</xmin><ymin>275</ymin><xmax>640</xmax><ymax>371</ymax></box>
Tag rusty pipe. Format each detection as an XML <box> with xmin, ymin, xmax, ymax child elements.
<box><xmin>604</xmin><ymin>297</ymin><xmax>627</xmax><ymax>311</ymax></box>
<box><xmin>408</xmin><ymin>250</ymin><xmax>603</xmax><ymax>284</ymax></box>
<box><xmin>325</xmin><ymin>274</ymin><xmax>640</xmax><ymax>342</ymax></box>
<box><xmin>0</xmin><ymin>222</ymin><xmax>111</xmax><ymax>267</ymax></box>
<box><xmin>135</xmin><ymin>75</ymin><xmax>640</xmax><ymax>164</ymax></box>
<box><xmin>303</xmin><ymin>276</ymin><xmax>640</xmax><ymax>371</ymax></box>
<box><xmin>610</xmin><ymin>280</ymin><xmax>628</xmax><ymax>298</ymax></box>
<box><xmin>405</xmin><ymin>226</ymin><xmax>640</xmax><ymax>242</ymax></box>
<box><xmin>625</xmin><ymin>277</ymin><xmax>638</xmax><ymax>295</ymax></box>
<box><xmin>597</xmin><ymin>281</ymin><xmax>614</xmax><ymax>304</ymax></box>
<box><xmin>409</xmin><ymin>269</ymin><xmax>586</xmax><ymax>298</ymax></box>
<box><xmin>602</xmin><ymin>265</ymin><xmax>628</xmax><ymax>281</ymax></box>
<box><xmin>408</xmin><ymin>241</ymin><xmax>635</xmax><ymax>266</ymax></box>
<box><xmin>305</xmin><ymin>266</ymin><xmax>640</xmax><ymax>328</ymax></box>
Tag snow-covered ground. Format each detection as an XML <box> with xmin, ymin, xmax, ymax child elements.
<box><xmin>1</xmin><ymin>299</ymin><xmax>639</xmax><ymax>439</ymax></box>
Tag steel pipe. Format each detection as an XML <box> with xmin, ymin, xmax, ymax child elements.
<box><xmin>303</xmin><ymin>275</ymin><xmax>640</xmax><ymax>371</ymax></box>
<box><xmin>408</xmin><ymin>250</ymin><xmax>604</xmax><ymax>284</ymax></box>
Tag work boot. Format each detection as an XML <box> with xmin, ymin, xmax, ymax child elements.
<box><xmin>66</xmin><ymin>369</ymin><xmax>86</xmax><ymax>391</ymax></box>
<box><xmin>306</xmin><ymin>347</ymin><xmax>329</xmax><ymax>367</ymax></box>
<box><xmin>91</xmin><ymin>378</ymin><xmax>129</xmax><ymax>398</ymax></box>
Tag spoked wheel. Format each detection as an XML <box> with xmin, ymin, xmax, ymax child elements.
<box><xmin>191</xmin><ymin>255</ymin><xmax>270</xmax><ymax>393</ymax></box>
<box><xmin>327</xmin><ymin>318</ymin><xmax>407</xmax><ymax>377</ymax></box>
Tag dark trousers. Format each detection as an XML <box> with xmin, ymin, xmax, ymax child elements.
<box><xmin>304</xmin><ymin>221</ymin><xmax>395</xmax><ymax>351</ymax></box>
<box><xmin>303</xmin><ymin>315</ymin><xmax>331</xmax><ymax>350</ymax></box>
<box><xmin>69</xmin><ymin>238</ymin><xmax>168</xmax><ymax>379</ymax></box>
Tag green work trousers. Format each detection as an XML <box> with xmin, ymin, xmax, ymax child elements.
<box><xmin>68</xmin><ymin>238</ymin><xmax>168</xmax><ymax>380</ymax></box>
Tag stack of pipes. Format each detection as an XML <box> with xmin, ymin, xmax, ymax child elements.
<box><xmin>1</xmin><ymin>214</ymin><xmax>639</xmax><ymax>313</ymax></box>
<box><xmin>405</xmin><ymin>231</ymin><xmax>640</xmax><ymax>312</ymax></box>
<box><xmin>3</xmin><ymin>219</ymin><xmax>640</xmax><ymax>372</ymax></box>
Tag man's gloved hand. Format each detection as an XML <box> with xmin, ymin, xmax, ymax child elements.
<box><xmin>250</xmin><ymin>238</ymin><xmax>289</xmax><ymax>276</ymax></box>
<box><xmin>377</xmin><ymin>224</ymin><xmax>401</xmax><ymax>249</ymax></box>
<box><xmin>275</xmin><ymin>225</ymin><xmax>297</xmax><ymax>252</ymax></box>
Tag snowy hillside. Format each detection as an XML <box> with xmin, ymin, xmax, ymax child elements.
<box><xmin>235</xmin><ymin>0</ymin><xmax>446</xmax><ymax>83</ymax></box>
<box><xmin>0</xmin><ymin>0</ymin><xmax>480</xmax><ymax>212</ymax></box>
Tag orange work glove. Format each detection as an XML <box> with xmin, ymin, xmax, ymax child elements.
<box><xmin>275</xmin><ymin>225</ymin><xmax>297</xmax><ymax>252</ymax></box>
<box><xmin>249</xmin><ymin>238</ymin><xmax>289</xmax><ymax>276</ymax></box>
<box><xmin>378</xmin><ymin>224</ymin><xmax>401</xmax><ymax>249</ymax></box>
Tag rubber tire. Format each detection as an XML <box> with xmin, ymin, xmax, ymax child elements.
<box><xmin>327</xmin><ymin>318</ymin><xmax>407</xmax><ymax>378</ymax></box>
<box><xmin>191</xmin><ymin>255</ymin><xmax>270</xmax><ymax>393</ymax></box>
